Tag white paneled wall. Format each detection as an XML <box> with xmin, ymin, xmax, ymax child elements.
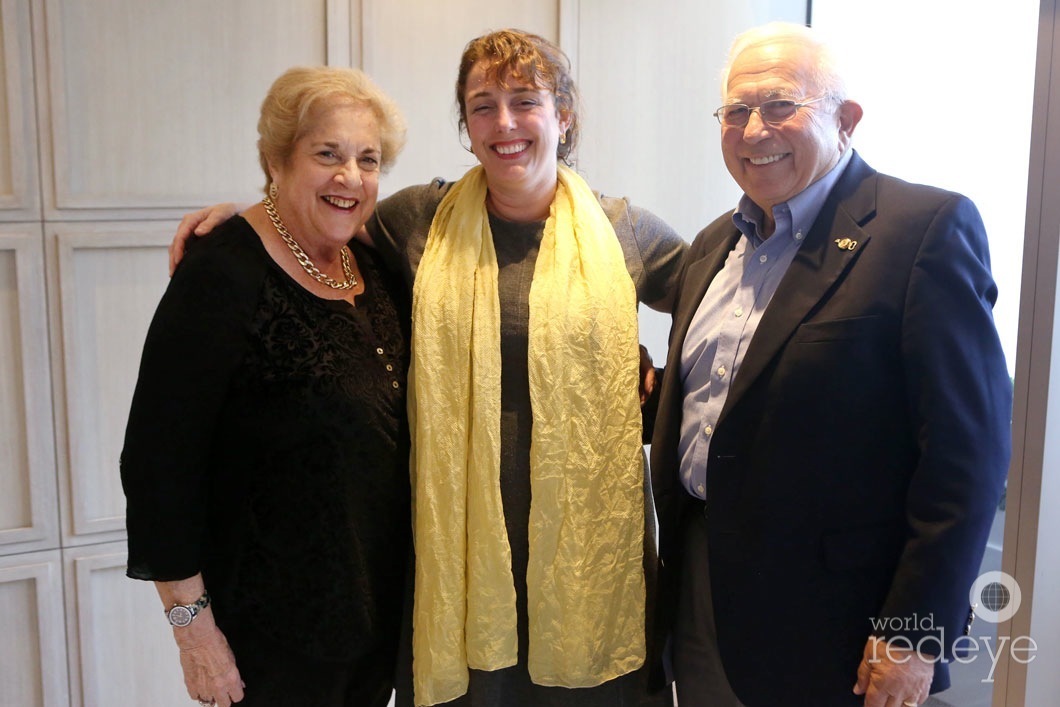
<box><xmin>0</xmin><ymin>551</ymin><xmax>69</xmax><ymax>707</ymax></box>
<box><xmin>62</xmin><ymin>543</ymin><xmax>185</xmax><ymax>707</ymax></box>
<box><xmin>2</xmin><ymin>1</ymin><xmax>806</xmax><ymax>704</ymax></box>
<box><xmin>34</xmin><ymin>0</ymin><xmax>330</xmax><ymax>220</ymax></box>
<box><xmin>0</xmin><ymin>226</ymin><xmax>57</xmax><ymax>555</ymax></box>
<box><xmin>49</xmin><ymin>226</ymin><xmax>173</xmax><ymax>544</ymax></box>
<box><xmin>1</xmin><ymin>0</ymin><xmax>41</xmax><ymax>220</ymax></box>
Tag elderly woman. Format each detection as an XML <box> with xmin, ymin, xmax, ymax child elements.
<box><xmin>121</xmin><ymin>66</ymin><xmax>410</xmax><ymax>707</ymax></box>
<box><xmin>173</xmin><ymin>30</ymin><xmax>686</xmax><ymax>707</ymax></box>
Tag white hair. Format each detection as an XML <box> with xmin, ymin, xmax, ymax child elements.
<box><xmin>721</xmin><ymin>22</ymin><xmax>849</xmax><ymax>102</ymax></box>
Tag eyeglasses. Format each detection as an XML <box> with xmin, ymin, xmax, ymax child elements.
<box><xmin>712</xmin><ymin>96</ymin><xmax>828</xmax><ymax>128</ymax></box>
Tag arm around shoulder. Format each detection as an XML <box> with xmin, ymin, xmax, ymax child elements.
<box><xmin>170</xmin><ymin>203</ymin><xmax>244</xmax><ymax>275</ymax></box>
<box><xmin>617</xmin><ymin>200</ymin><xmax>688</xmax><ymax>313</ymax></box>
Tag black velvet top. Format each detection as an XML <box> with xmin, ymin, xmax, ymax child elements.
<box><xmin>121</xmin><ymin>216</ymin><xmax>411</xmax><ymax>661</ymax></box>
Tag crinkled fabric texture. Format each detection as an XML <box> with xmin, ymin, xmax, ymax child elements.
<box><xmin>409</xmin><ymin>165</ymin><xmax>645</xmax><ymax>706</ymax></box>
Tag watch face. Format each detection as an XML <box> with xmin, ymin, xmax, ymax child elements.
<box><xmin>168</xmin><ymin>605</ymin><xmax>193</xmax><ymax>627</ymax></box>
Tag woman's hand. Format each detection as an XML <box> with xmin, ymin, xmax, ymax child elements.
<box><xmin>170</xmin><ymin>203</ymin><xmax>241</xmax><ymax>275</ymax></box>
<box><xmin>174</xmin><ymin>617</ymin><xmax>245</xmax><ymax>707</ymax></box>
<box><xmin>155</xmin><ymin>576</ymin><xmax>245</xmax><ymax>705</ymax></box>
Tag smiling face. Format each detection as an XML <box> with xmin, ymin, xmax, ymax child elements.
<box><xmin>268</xmin><ymin>101</ymin><xmax>381</xmax><ymax>250</ymax></box>
<box><xmin>462</xmin><ymin>60</ymin><xmax>571</xmax><ymax>202</ymax></box>
<box><xmin>721</xmin><ymin>38</ymin><xmax>861</xmax><ymax>216</ymax></box>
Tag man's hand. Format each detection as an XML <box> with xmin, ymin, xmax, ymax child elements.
<box><xmin>639</xmin><ymin>345</ymin><xmax>657</xmax><ymax>406</ymax></box>
<box><xmin>170</xmin><ymin>203</ymin><xmax>240</xmax><ymax>275</ymax></box>
<box><xmin>853</xmin><ymin>636</ymin><xmax>934</xmax><ymax>707</ymax></box>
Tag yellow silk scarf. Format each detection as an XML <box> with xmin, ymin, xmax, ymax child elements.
<box><xmin>408</xmin><ymin>164</ymin><xmax>646</xmax><ymax>706</ymax></box>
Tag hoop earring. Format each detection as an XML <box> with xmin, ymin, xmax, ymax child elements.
<box><xmin>269</xmin><ymin>183</ymin><xmax>278</xmax><ymax>200</ymax></box>
<box><xmin>559</xmin><ymin>133</ymin><xmax>566</xmax><ymax>145</ymax></box>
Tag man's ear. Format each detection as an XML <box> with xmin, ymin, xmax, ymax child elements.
<box><xmin>837</xmin><ymin>100</ymin><xmax>864</xmax><ymax>150</ymax></box>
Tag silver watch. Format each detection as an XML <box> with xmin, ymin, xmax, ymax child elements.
<box><xmin>165</xmin><ymin>591</ymin><xmax>211</xmax><ymax>627</ymax></box>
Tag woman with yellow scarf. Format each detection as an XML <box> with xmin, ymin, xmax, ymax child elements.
<box><xmin>172</xmin><ymin>29</ymin><xmax>685</xmax><ymax>707</ymax></box>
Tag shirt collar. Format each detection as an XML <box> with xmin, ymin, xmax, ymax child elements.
<box><xmin>732</xmin><ymin>148</ymin><xmax>855</xmax><ymax>246</ymax></box>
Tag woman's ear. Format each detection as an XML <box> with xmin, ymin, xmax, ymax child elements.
<box><xmin>559</xmin><ymin>109</ymin><xmax>573</xmax><ymax>137</ymax></box>
<box><xmin>266</xmin><ymin>159</ymin><xmax>282</xmax><ymax>192</ymax></box>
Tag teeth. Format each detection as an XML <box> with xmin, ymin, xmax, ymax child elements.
<box><xmin>324</xmin><ymin>196</ymin><xmax>357</xmax><ymax>208</ymax></box>
<box><xmin>495</xmin><ymin>142</ymin><xmax>529</xmax><ymax>155</ymax></box>
<box><xmin>749</xmin><ymin>154</ymin><xmax>786</xmax><ymax>166</ymax></box>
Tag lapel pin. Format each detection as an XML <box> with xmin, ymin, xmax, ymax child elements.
<box><xmin>834</xmin><ymin>237</ymin><xmax>858</xmax><ymax>251</ymax></box>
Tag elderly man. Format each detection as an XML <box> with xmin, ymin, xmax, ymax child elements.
<box><xmin>648</xmin><ymin>22</ymin><xmax>1011</xmax><ymax>707</ymax></box>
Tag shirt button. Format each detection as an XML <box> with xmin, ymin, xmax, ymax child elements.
<box><xmin>759</xmin><ymin>254</ymin><xmax>768</xmax><ymax>264</ymax></box>
<box><xmin>717</xmin><ymin>365</ymin><xmax>726</xmax><ymax>377</ymax></box>
<box><xmin>734</xmin><ymin>307</ymin><xmax>744</xmax><ymax>318</ymax></box>
<box><xmin>385</xmin><ymin>364</ymin><xmax>394</xmax><ymax>372</ymax></box>
<box><xmin>795</xmin><ymin>231</ymin><xmax>804</xmax><ymax>241</ymax></box>
<box><xmin>376</xmin><ymin>347</ymin><xmax>384</xmax><ymax>355</ymax></box>
<box><xmin>391</xmin><ymin>381</ymin><xmax>400</xmax><ymax>389</ymax></box>
<box><xmin>704</xmin><ymin>425</ymin><xmax>713</xmax><ymax>436</ymax></box>
<box><xmin>697</xmin><ymin>484</ymin><xmax>706</xmax><ymax>495</ymax></box>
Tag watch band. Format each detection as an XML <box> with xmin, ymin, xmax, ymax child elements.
<box><xmin>165</xmin><ymin>591</ymin><xmax>211</xmax><ymax>627</ymax></box>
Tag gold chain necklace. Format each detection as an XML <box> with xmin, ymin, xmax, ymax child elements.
<box><xmin>262</xmin><ymin>195</ymin><xmax>357</xmax><ymax>290</ymax></box>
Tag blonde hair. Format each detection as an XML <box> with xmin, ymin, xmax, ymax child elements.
<box><xmin>455</xmin><ymin>29</ymin><xmax>580</xmax><ymax>161</ymax></box>
<box><xmin>722</xmin><ymin>22</ymin><xmax>849</xmax><ymax>102</ymax></box>
<box><xmin>258</xmin><ymin>66</ymin><xmax>406</xmax><ymax>192</ymax></box>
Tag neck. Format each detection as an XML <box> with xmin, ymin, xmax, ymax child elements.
<box><xmin>760</xmin><ymin>214</ymin><xmax>776</xmax><ymax>238</ymax></box>
<box><xmin>484</xmin><ymin>175</ymin><xmax>556</xmax><ymax>223</ymax></box>
<box><xmin>255</xmin><ymin>200</ymin><xmax>348</xmax><ymax>288</ymax></box>
<box><xmin>265</xmin><ymin>199</ymin><xmax>344</xmax><ymax>263</ymax></box>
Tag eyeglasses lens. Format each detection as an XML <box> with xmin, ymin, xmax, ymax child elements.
<box><xmin>761</xmin><ymin>100</ymin><xmax>798</xmax><ymax>123</ymax></box>
<box><xmin>718</xmin><ymin>100</ymin><xmax>799</xmax><ymax>127</ymax></box>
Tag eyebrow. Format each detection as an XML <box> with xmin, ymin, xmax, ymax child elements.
<box><xmin>311</xmin><ymin>141</ymin><xmax>381</xmax><ymax>155</ymax></box>
<box><xmin>468</xmin><ymin>86</ymin><xmax>544</xmax><ymax>101</ymax></box>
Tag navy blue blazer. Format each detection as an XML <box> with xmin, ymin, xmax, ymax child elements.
<box><xmin>648</xmin><ymin>152</ymin><xmax>1011</xmax><ymax>705</ymax></box>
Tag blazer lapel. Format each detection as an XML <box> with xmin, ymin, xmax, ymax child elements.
<box><xmin>719</xmin><ymin>155</ymin><xmax>879</xmax><ymax>420</ymax></box>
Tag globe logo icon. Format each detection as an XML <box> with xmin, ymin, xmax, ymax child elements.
<box><xmin>970</xmin><ymin>571</ymin><xmax>1021</xmax><ymax>624</ymax></box>
<box><xmin>980</xmin><ymin>581</ymin><xmax>1011</xmax><ymax>612</ymax></box>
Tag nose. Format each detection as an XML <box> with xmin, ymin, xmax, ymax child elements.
<box><xmin>741</xmin><ymin>109</ymin><xmax>771</xmax><ymax>143</ymax></box>
<box><xmin>334</xmin><ymin>160</ymin><xmax>363</xmax><ymax>188</ymax></box>
<box><xmin>495</xmin><ymin>104</ymin><xmax>516</xmax><ymax>132</ymax></box>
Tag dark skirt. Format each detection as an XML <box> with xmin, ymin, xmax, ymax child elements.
<box><xmin>224</xmin><ymin>620</ymin><xmax>396</xmax><ymax>707</ymax></box>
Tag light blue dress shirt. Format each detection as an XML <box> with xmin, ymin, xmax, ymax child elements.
<box><xmin>678</xmin><ymin>150</ymin><xmax>853</xmax><ymax>499</ymax></box>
